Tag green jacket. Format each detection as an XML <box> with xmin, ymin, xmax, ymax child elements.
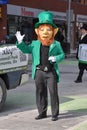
<box><xmin>16</xmin><ymin>40</ymin><xmax>65</xmax><ymax>82</ymax></box>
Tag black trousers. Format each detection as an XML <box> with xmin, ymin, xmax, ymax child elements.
<box><xmin>77</xmin><ymin>63</ymin><xmax>87</xmax><ymax>80</ymax></box>
<box><xmin>35</xmin><ymin>69</ymin><xmax>59</xmax><ymax>117</ymax></box>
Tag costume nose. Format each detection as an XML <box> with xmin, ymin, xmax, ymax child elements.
<box><xmin>43</xmin><ymin>29</ymin><xmax>48</xmax><ymax>34</ymax></box>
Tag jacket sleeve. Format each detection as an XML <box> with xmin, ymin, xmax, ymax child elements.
<box><xmin>55</xmin><ymin>42</ymin><xmax>65</xmax><ymax>63</ymax></box>
<box><xmin>16</xmin><ymin>41</ymin><xmax>32</xmax><ymax>54</ymax></box>
<box><xmin>76</xmin><ymin>43</ymin><xmax>79</xmax><ymax>59</ymax></box>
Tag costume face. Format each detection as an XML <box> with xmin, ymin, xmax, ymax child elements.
<box><xmin>38</xmin><ymin>25</ymin><xmax>53</xmax><ymax>40</ymax></box>
<box><xmin>35</xmin><ymin>24</ymin><xmax>58</xmax><ymax>46</ymax></box>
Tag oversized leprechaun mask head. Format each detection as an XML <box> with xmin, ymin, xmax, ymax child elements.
<box><xmin>35</xmin><ymin>11</ymin><xmax>58</xmax><ymax>46</ymax></box>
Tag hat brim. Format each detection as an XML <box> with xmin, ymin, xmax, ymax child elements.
<box><xmin>35</xmin><ymin>22</ymin><xmax>57</xmax><ymax>28</ymax></box>
<box><xmin>80</xmin><ymin>27</ymin><xmax>84</xmax><ymax>29</ymax></box>
<box><xmin>80</xmin><ymin>27</ymin><xmax>87</xmax><ymax>30</ymax></box>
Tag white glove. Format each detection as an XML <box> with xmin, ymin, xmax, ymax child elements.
<box><xmin>15</xmin><ymin>31</ymin><xmax>25</xmax><ymax>43</ymax></box>
<box><xmin>48</xmin><ymin>56</ymin><xmax>56</xmax><ymax>62</ymax></box>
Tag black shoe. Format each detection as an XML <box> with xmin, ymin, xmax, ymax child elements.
<box><xmin>35</xmin><ymin>114</ymin><xmax>47</xmax><ymax>120</ymax></box>
<box><xmin>52</xmin><ymin>116</ymin><xmax>58</xmax><ymax>121</ymax></box>
<box><xmin>74</xmin><ymin>79</ymin><xmax>82</xmax><ymax>83</ymax></box>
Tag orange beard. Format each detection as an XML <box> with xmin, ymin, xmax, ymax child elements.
<box><xmin>38</xmin><ymin>35</ymin><xmax>54</xmax><ymax>46</ymax></box>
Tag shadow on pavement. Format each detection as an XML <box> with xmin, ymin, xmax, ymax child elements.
<box><xmin>59</xmin><ymin>108</ymin><xmax>87</xmax><ymax>120</ymax></box>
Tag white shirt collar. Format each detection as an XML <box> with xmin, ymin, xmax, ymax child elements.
<box><xmin>81</xmin><ymin>33</ymin><xmax>87</xmax><ymax>40</ymax></box>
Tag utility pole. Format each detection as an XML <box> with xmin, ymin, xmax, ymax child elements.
<box><xmin>67</xmin><ymin>0</ymin><xmax>71</xmax><ymax>53</ymax></box>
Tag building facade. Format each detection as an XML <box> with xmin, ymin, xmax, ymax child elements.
<box><xmin>0</xmin><ymin>0</ymin><xmax>87</xmax><ymax>51</ymax></box>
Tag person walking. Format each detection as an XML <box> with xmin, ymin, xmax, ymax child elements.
<box><xmin>75</xmin><ymin>24</ymin><xmax>87</xmax><ymax>83</ymax></box>
<box><xmin>15</xmin><ymin>11</ymin><xmax>65</xmax><ymax>121</ymax></box>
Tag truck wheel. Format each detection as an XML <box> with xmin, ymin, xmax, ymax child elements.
<box><xmin>0</xmin><ymin>78</ymin><xmax>7</xmax><ymax>111</ymax></box>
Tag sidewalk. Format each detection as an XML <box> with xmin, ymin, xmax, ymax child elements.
<box><xmin>0</xmin><ymin>57</ymin><xmax>87</xmax><ymax>130</ymax></box>
<box><xmin>0</xmin><ymin>103</ymin><xmax>87</xmax><ymax>130</ymax></box>
<box><xmin>67</xmin><ymin>120</ymin><xmax>87</xmax><ymax>130</ymax></box>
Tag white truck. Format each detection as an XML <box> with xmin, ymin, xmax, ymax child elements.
<box><xmin>0</xmin><ymin>43</ymin><xmax>29</xmax><ymax>111</ymax></box>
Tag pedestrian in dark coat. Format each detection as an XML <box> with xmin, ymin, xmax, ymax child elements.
<box><xmin>75</xmin><ymin>24</ymin><xmax>87</xmax><ymax>83</ymax></box>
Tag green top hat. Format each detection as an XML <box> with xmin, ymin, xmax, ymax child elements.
<box><xmin>35</xmin><ymin>11</ymin><xmax>57</xmax><ymax>28</ymax></box>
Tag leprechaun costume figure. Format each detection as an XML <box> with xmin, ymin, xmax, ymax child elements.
<box><xmin>15</xmin><ymin>11</ymin><xmax>65</xmax><ymax>121</ymax></box>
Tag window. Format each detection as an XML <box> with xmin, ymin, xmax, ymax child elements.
<box><xmin>71</xmin><ymin>0</ymin><xmax>81</xmax><ymax>2</ymax></box>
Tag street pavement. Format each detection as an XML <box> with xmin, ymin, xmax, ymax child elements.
<box><xmin>0</xmin><ymin>57</ymin><xmax>87</xmax><ymax>130</ymax></box>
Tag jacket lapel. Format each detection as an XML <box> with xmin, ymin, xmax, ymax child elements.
<box><xmin>49</xmin><ymin>41</ymin><xmax>56</xmax><ymax>54</ymax></box>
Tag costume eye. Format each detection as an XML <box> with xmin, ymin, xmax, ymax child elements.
<box><xmin>40</xmin><ymin>28</ymin><xmax>44</xmax><ymax>31</ymax></box>
<box><xmin>47</xmin><ymin>28</ymin><xmax>52</xmax><ymax>31</ymax></box>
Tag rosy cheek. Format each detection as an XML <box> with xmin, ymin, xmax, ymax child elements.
<box><xmin>49</xmin><ymin>33</ymin><xmax>53</xmax><ymax>37</ymax></box>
